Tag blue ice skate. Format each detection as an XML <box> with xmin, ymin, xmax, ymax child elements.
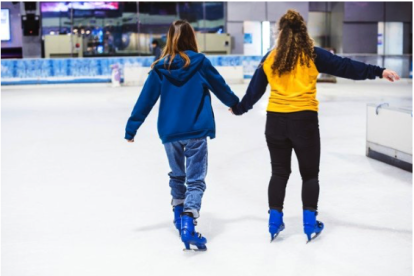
<box><xmin>173</xmin><ymin>204</ymin><xmax>184</xmax><ymax>236</ymax></box>
<box><xmin>303</xmin><ymin>210</ymin><xmax>324</xmax><ymax>243</ymax></box>
<box><xmin>181</xmin><ymin>214</ymin><xmax>207</xmax><ymax>251</ymax></box>
<box><xmin>269</xmin><ymin>209</ymin><xmax>285</xmax><ymax>242</ymax></box>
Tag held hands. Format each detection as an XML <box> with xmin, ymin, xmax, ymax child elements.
<box><xmin>228</xmin><ymin>108</ymin><xmax>234</xmax><ymax>115</ymax></box>
<box><xmin>382</xmin><ymin>69</ymin><xmax>400</xmax><ymax>82</ymax></box>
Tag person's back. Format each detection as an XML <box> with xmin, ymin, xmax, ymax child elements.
<box><xmin>125</xmin><ymin>20</ymin><xmax>239</xmax><ymax>251</ymax></box>
<box><xmin>260</xmin><ymin>46</ymin><xmax>389</xmax><ymax>114</ymax></box>
<box><xmin>231</xmin><ymin>9</ymin><xmax>399</xmax><ymax>243</ymax></box>
<box><xmin>147</xmin><ymin>50</ymin><xmax>237</xmax><ymax>143</ymax></box>
<box><xmin>125</xmin><ymin>52</ymin><xmax>238</xmax><ymax>144</ymax></box>
<box><xmin>262</xmin><ymin>49</ymin><xmax>319</xmax><ymax>112</ymax></box>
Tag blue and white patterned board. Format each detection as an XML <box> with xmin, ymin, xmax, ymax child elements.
<box><xmin>242</xmin><ymin>56</ymin><xmax>263</xmax><ymax>78</ymax></box>
<box><xmin>208</xmin><ymin>55</ymin><xmax>243</xmax><ymax>67</ymax></box>
<box><xmin>1</xmin><ymin>59</ymin><xmax>15</xmax><ymax>78</ymax></box>
<box><xmin>1</xmin><ymin>55</ymin><xmax>262</xmax><ymax>85</ymax></box>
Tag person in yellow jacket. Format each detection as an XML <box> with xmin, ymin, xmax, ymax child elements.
<box><xmin>231</xmin><ymin>9</ymin><xmax>400</xmax><ymax>243</ymax></box>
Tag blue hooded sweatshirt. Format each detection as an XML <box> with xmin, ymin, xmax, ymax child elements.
<box><xmin>125</xmin><ymin>50</ymin><xmax>240</xmax><ymax>144</ymax></box>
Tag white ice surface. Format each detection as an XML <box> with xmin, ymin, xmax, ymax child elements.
<box><xmin>2</xmin><ymin>78</ymin><xmax>412</xmax><ymax>276</ymax></box>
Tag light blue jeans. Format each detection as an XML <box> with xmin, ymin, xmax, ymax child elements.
<box><xmin>164</xmin><ymin>138</ymin><xmax>208</xmax><ymax>218</ymax></box>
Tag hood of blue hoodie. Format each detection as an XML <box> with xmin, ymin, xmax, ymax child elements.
<box><xmin>154</xmin><ymin>50</ymin><xmax>205</xmax><ymax>84</ymax></box>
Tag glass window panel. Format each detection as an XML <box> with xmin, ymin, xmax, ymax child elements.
<box><xmin>138</xmin><ymin>2</ymin><xmax>177</xmax><ymax>52</ymax></box>
<box><xmin>204</xmin><ymin>2</ymin><xmax>224</xmax><ymax>33</ymax></box>
<box><xmin>41</xmin><ymin>2</ymin><xmax>139</xmax><ymax>57</ymax></box>
<box><xmin>39</xmin><ymin>2</ymin><xmax>226</xmax><ymax>57</ymax></box>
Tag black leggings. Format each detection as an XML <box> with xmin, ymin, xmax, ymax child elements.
<box><xmin>265</xmin><ymin>111</ymin><xmax>320</xmax><ymax>211</ymax></box>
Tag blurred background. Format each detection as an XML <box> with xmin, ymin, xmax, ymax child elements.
<box><xmin>1</xmin><ymin>1</ymin><xmax>412</xmax><ymax>81</ymax></box>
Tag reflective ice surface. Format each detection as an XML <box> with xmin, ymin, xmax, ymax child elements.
<box><xmin>2</xmin><ymin>78</ymin><xmax>412</xmax><ymax>276</ymax></box>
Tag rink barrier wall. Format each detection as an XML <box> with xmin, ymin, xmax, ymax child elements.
<box><xmin>366</xmin><ymin>104</ymin><xmax>413</xmax><ymax>172</ymax></box>
<box><xmin>123</xmin><ymin>66</ymin><xmax>246</xmax><ymax>85</ymax></box>
<box><xmin>1</xmin><ymin>55</ymin><xmax>262</xmax><ymax>85</ymax></box>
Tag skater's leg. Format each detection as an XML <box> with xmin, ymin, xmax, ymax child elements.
<box><xmin>164</xmin><ymin>141</ymin><xmax>187</xmax><ymax>206</ymax></box>
<box><xmin>289</xmin><ymin>111</ymin><xmax>323</xmax><ymax>242</ymax></box>
<box><xmin>265</xmin><ymin>112</ymin><xmax>293</xmax><ymax>211</ymax></box>
<box><xmin>183</xmin><ymin>138</ymin><xmax>208</xmax><ymax>218</ymax></box>
<box><xmin>289</xmin><ymin>111</ymin><xmax>320</xmax><ymax>211</ymax></box>
<box><xmin>177</xmin><ymin>138</ymin><xmax>208</xmax><ymax>250</ymax></box>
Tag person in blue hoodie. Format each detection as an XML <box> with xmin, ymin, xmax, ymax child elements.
<box><xmin>125</xmin><ymin>20</ymin><xmax>239</xmax><ymax>251</ymax></box>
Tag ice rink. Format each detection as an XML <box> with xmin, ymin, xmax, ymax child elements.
<box><xmin>2</xmin><ymin>78</ymin><xmax>412</xmax><ymax>276</ymax></box>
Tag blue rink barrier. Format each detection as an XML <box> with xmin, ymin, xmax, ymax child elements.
<box><xmin>1</xmin><ymin>55</ymin><xmax>262</xmax><ymax>85</ymax></box>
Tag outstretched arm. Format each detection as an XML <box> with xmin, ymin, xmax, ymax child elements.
<box><xmin>200</xmin><ymin>57</ymin><xmax>239</xmax><ymax>107</ymax></box>
<box><xmin>125</xmin><ymin>69</ymin><xmax>162</xmax><ymax>141</ymax></box>
<box><xmin>231</xmin><ymin>53</ymin><xmax>270</xmax><ymax>116</ymax></box>
<box><xmin>314</xmin><ymin>47</ymin><xmax>399</xmax><ymax>81</ymax></box>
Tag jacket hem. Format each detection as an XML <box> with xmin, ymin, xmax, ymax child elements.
<box><xmin>161</xmin><ymin>129</ymin><xmax>216</xmax><ymax>144</ymax></box>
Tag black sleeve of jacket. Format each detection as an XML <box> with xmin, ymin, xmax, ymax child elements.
<box><xmin>314</xmin><ymin>47</ymin><xmax>385</xmax><ymax>80</ymax></box>
<box><xmin>232</xmin><ymin>53</ymin><xmax>270</xmax><ymax>115</ymax></box>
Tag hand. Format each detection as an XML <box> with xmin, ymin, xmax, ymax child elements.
<box><xmin>228</xmin><ymin>108</ymin><xmax>234</xmax><ymax>115</ymax></box>
<box><xmin>126</xmin><ymin>139</ymin><xmax>134</xmax><ymax>143</ymax></box>
<box><xmin>382</xmin><ymin>69</ymin><xmax>400</xmax><ymax>82</ymax></box>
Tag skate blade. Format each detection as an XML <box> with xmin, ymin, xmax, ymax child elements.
<box><xmin>270</xmin><ymin>233</ymin><xmax>280</xmax><ymax>243</ymax></box>
<box><xmin>270</xmin><ymin>224</ymin><xmax>285</xmax><ymax>242</ymax></box>
<box><xmin>183</xmin><ymin>247</ymin><xmax>207</xmax><ymax>252</ymax></box>
<box><xmin>306</xmin><ymin>232</ymin><xmax>322</xmax><ymax>244</ymax></box>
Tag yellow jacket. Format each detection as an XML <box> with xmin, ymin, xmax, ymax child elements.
<box><xmin>262</xmin><ymin>49</ymin><xmax>319</xmax><ymax>112</ymax></box>
<box><xmin>232</xmin><ymin>47</ymin><xmax>384</xmax><ymax>115</ymax></box>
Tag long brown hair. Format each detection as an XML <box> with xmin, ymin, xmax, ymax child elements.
<box><xmin>272</xmin><ymin>10</ymin><xmax>316</xmax><ymax>76</ymax></box>
<box><xmin>151</xmin><ymin>20</ymin><xmax>199</xmax><ymax>70</ymax></box>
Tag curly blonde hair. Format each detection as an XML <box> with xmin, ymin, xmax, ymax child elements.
<box><xmin>272</xmin><ymin>10</ymin><xmax>316</xmax><ymax>76</ymax></box>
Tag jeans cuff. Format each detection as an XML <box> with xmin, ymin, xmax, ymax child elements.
<box><xmin>184</xmin><ymin>209</ymin><xmax>200</xmax><ymax>219</ymax></box>
<box><xmin>171</xmin><ymin>198</ymin><xmax>185</xmax><ymax>206</ymax></box>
